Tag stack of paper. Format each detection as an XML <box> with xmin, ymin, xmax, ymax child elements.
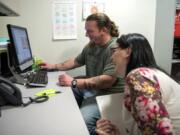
<box><xmin>0</xmin><ymin>37</ymin><xmax>9</xmax><ymax>48</ymax></box>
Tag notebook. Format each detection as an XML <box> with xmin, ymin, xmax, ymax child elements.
<box><xmin>96</xmin><ymin>93</ymin><xmax>127</xmax><ymax>135</ymax></box>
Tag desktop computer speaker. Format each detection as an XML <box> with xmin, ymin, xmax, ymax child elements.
<box><xmin>0</xmin><ymin>51</ymin><xmax>12</xmax><ymax>77</ymax></box>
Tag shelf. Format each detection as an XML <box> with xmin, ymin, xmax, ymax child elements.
<box><xmin>172</xmin><ymin>59</ymin><xmax>180</xmax><ymax>63</ymax></box>
<box><xmin>177</xmin><ymin>2</ymin><xmax>180</xmax><ymax>9</ymax></box>
<box><xmin>174</xmin><ymin>35</ymin><xmax>180</xmax><ymax>38</ymax></box>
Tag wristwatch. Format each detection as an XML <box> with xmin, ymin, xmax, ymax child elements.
<box><xmin>71</xmin><ymin>79</ymin><xmax>77</xmax><ymax>88</ymax></box>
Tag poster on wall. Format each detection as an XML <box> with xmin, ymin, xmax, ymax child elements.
<box><xmin>82</xmin><ymin>0</ymin><xmax>106</xmax><ymax>20</ymax></box>
<box><xmin>52</xmin><ymin>0</ymin><xmax>77</xmax><ymax>40</ymax></box>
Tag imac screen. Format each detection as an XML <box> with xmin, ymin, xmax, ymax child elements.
<box><xmin>7</xmin><ymin>24</ymin><xmax>33</xmax><ymax>72</ymax></box>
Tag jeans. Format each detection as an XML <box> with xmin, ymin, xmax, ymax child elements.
<box><xmin>72</xmin><ymin>88</ymin><xmax>100</xmax><ymax>135</ymax></box>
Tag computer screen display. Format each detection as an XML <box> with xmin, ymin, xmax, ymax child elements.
<box><xmin>7</xmin><ymin>24</ymin><xmax>33</xmax><ymax>73</ymax></box>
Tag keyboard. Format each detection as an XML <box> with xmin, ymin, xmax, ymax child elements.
<box><xmin>26</xmin><ymin>70</ymin><xmax>48</xmax><ymax>87</ymax></box>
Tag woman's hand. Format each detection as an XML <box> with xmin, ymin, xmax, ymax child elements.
<box><xmin>96</xmin><ymin>119</ymin><xmax>120</xmax><ymax>135</ymax></box>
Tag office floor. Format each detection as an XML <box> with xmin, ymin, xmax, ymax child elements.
<box><xmin>171</xmin><ymin>63</ymin><xmax>180</xmax><ymax>83</ymax></box>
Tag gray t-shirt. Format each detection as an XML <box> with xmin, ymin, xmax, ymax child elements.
<box><xmin>75</xmin><ymin>37</ymin><xmax>124</xmax><ymax>94</ymax></box>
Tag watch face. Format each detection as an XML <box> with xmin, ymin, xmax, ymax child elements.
<box><xmin>72</xmin><ymin>79</ymin><xmax>77</xmax><ymax>88</ymax></box>
<box><xmin>72</xmin><ymin>80</ymin><xmax>76</xmax><ymax>85</ymax></box>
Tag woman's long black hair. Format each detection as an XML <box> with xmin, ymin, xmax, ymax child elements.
<box><xmin>116</xmin><ymin>33</ymin><xmax>160</xmax><ymax>75</ymax></box>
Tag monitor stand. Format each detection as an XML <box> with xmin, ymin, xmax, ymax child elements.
<box><xmin>5</xmin><ymin>44</ymin><xmax>26</xmax><ymax>85</ymax></box>
<box><xmin>8</xmin><ymin>66</ymin><xmax>26</xmax><ymax>85</ymax></box>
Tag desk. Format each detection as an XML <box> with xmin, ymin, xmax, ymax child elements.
<box><xmin>0</xmin><ymin>71</ymin><xmax>89</xmax><ymax>135</ymax></box>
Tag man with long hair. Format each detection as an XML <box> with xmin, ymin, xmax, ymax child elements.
<box><xmin>42</xmin><ymin>13</ymin><xmax>124</xmax><ymax>135</ymax></box>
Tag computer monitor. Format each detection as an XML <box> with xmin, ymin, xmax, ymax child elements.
<box><xmin>7</xmin><ymin>24</ymin><xmax>33</xmax><ymax>73</ymax></box>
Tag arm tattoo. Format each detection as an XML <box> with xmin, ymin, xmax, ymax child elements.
<box><xmin>85</xmin><ymin>76</ymin><xmax>101</xmax><ymax>89</ymax></box>
<box><xmin>57</xmin><ymin>60</ymin><xmax>74</xmax><ymax>70</ymax></box>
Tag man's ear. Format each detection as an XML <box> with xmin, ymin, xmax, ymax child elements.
<box><xmin>101</xmin><ymin>27</ymin><xmax>108</xmax><ymax>33</ymax></box>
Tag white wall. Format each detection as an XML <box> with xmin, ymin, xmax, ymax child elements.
<box><xmin>0</xmin><ymin>0</ymin><xmax>176</xmax><ymax>75</ymax></box>
<box><xmin>106</xmin><ymin>0</ymin><xmax>156</xmax><ymax>48</ymax></box>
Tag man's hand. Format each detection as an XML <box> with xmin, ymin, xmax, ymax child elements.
<box><xmin>40</xmin><ymin>62</ymin><xmax>56</xmax><ymax>70</ymax></box>
<box><xmin>58</xmin><ymin>73</ymin><xmax>73</xmax><ymax>86</ymax></box>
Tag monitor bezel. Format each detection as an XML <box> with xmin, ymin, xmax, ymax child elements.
<box><xmin>7</xmin><ymin>24</ymin><xmax>34</xmax><ymax>73</ymax></box>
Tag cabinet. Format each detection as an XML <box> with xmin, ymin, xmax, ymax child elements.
<box><xmin>0</xmin><ymin>0</ymin><xmax>19</xmax><ymax>16</ymax></box>
<box><xmin>171</xmin><ymin>8</ymin><xmax>180</xmax><ymax>82</ymax></box>
<box><xmin>0</xmin><ymin>47</ymin><xmax>8</xmax><ymax>76</ymax></box>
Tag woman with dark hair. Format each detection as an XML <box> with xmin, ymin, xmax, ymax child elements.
<box><xmin>96</xmin><ymin>33</ymin><xmax>180</xmax><ymax>135</ymax></box>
